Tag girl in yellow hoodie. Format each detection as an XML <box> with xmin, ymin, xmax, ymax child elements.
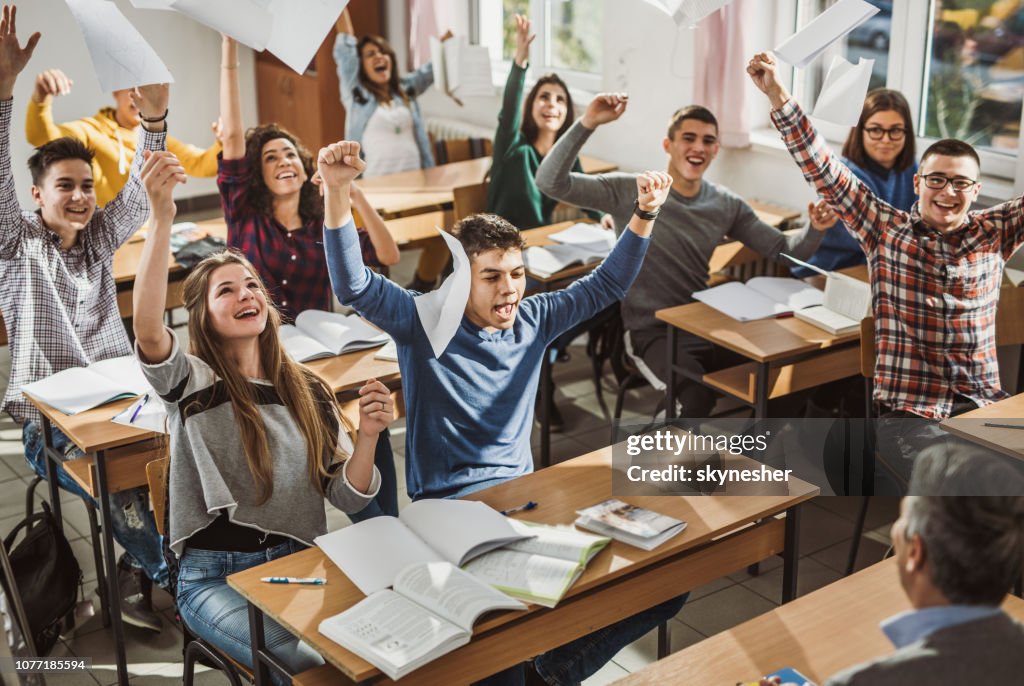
<box><xmin>26</xmin><ymin>68</ymin><xmax>220</xmax><ymax>206</ymax></box>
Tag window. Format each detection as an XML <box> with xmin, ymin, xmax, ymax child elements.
<box><xmin>475</xmin><ymin>0</ymin><xmax>604</xmax><ymax>91</ymax></box>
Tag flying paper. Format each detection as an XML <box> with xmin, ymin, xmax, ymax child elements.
<box><xmin>65</xmin><ymin>0</ymin><xmax>174</xmax><ymax>93</ymax></box>
<box><xmin>265</xmin><ymin>0</ymin><xmax>350</xmax><ymax>74</ymax></box>
<box><xmin>813</xmin><ymin>56</ymin><xmax>875</xmax><ymax>126</ymax></box>
<box><xmin>774</xmin><ymin>0</ymin><xmax>879</xmax><ymax>68</ymax></box>
<box><xmin>169</xmin><ymin>0</ymin><xmax>273</xmax><ymax>51</ymax></box>
<box><xmin>639</xmin><ymin>0</ymin><xmax>733</xmax><ymax>27</ymax></box>
<box><xmin>413</xmin><ymin>229</ymin><xmax>471</xmax><ymax>358</ymax></box>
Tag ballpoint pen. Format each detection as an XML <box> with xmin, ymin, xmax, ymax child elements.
<box><xmin>260</xmin><ymin>577</ymin><xmax>326</xmax><ymax>585</ymax></box>
<box><xmin>129</xmin><ymin>394</ymin><xmax>150</xmax><ymax>424</ymax></box>
<box><xmin>501</xmin><ymin>501</ymin><xmax>538</xmax><ymax>516</ymax></box>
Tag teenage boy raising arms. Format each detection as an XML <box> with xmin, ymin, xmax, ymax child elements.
<box><xmin>0</xmin><ymin>5</ymin><xmax>168</xmax><ymax>631</ymax></box>
<box><xmin>536</xmin><ymin>95</ymin><xmax>835</xmax><ymax>419</ymax></box>
<box><xmin>320</xmin><ymin>140</ymin><xmax>685</xmax><ymax>686</ymax></box>
<box><xmin>746</xmin><ymin>52</ymin><xmax>1024</xmax><ymax>483</ymax></box>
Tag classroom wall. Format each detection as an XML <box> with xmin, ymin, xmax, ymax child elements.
<box><xmin>10</xmin><ymin>0</ymin><xmax>259</xmax><ymax>207</ymax></box>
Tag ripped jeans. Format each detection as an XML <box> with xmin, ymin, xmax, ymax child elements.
<box><xmin>22</xmin><ymin>420</ymin><xmax>168</xmax><ymax>588</ymax></box>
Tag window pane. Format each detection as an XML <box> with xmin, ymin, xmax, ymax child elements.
<box><xmin>803</xmin><ymin>1</ymin><xmax>891</xmax><ymax>99</ymax></box>
<box><xmin>923</xmin><ymin>1</ymin><xmax>1024</xmax><ymax>154</ymax></box>
<box><xmin>549</xmin><ymin>0</ymin><xmax>603</xmax><ymax>74</ymax></box>
<box><xmin>501</xmin><ymin>0</ymin><xmax>530</xmax><ymax>62</ymax></box>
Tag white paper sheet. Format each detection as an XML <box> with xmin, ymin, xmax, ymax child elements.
<box><xmin>129</xmin><ymin>0</ymin><xmax>175</xmax><ymax>9</ymax></box>
<box><xmin>813</xmin><ymin>56</ymin><xmax>875</xmax><ymax>126</ymax></box>
<box><xmin>448</xmin><ymin>40</ymin><xmax>494</xmax><ymax>97</ymax></box>
<box><xmin>170</xmin><ymin>0</ymin><xmax>273</xmax><ymax>51</ymax></box>
<box><xmin>413</xmin><ymin>229</ymin><xmax>470</xmax><ymax>358</ymax></box>
<box><xmin>774</xmin><ymin>0</ymin><xmax>879</xmax><ymax>68</ymax></box>
<box><xmin>265</xmin><ymin>0</ymin><xmax>350</xmax><ymax>74</ymax></box>
<box><xmin>639</xmin><ymin>0</ymin><xmax>732</xmax><ymax>27</ymax></box>
<box><xmin>430</xmin><ymin>36</ymin><xmax>449</xmax><ymax>94</ymax></box>
<box><xmin>65</xmin><ymin>0</ymin><xmax>174</xmax><ymax>93</ymax></box>
<box><xmin>111</xmin><ymin>394</ymin><xmax>169</xmax><ymax>434</ymax></box>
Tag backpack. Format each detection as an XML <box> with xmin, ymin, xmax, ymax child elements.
<box><xmin>0</xmin><ymin>499</ymin><xmax>81</xmax><ymax>655</ymax></box>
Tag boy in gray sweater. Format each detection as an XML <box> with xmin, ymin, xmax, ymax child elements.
<box><xmin>536</xmin><ymin>95</ymin><xmax>833</xmax><ymax>417</ymax></box>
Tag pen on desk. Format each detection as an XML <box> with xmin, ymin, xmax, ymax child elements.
<box><xmin>775</xmin><ymin>311</ymin><xmax>795</xmax><ymax>319</ymax></box>
<box><xmin>501</xmin><ymin>501</ymin><xmax>537</xmax><ymax>516</ymax></box>
<box><xmin>129</xmin><ymin>394</ymin><xmax>150</xmax><ymax>424</ymax></box>
<box><xmin>260</xmin><ymin>577</ymin><xmax>326</xmax><ymax>585</ymax></box>
<box><xmin>983</xmin><ymin>422</ymin><xmax>1024</xmax><ymax>430</ymax></box>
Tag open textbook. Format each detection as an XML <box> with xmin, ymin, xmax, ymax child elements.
<box><xmin>783</xmin><ymin>255</ymin><xmax>871</xmax><ymax>335</ymax></box>
<box><xmin>314</xmin><ymin>499</ymin><xmax>529</xmax><ymax>595</ymax></box>
<box><xmin>21</xmin><ymin>356</ymin><xmax>150</xmax><ymax>416</ymax></box>
<box><xmin>278</xmin><ymin>310</ymin><xmax>390</xmax><ymax>362</ymax></box>
<box><xmin>319</xmin><ymin>561</ymin><xmax>526</xmax><ymax>681</ymax></box>
<box><xmin>430</xmin><ymin>36</ymin><xmax>494</xmax><ymax>100</ymax></box>
<box><xmin>462</xmin><ymin>520</ymin><xmax>610</xmax><ymax>608</ymax></box>
<box><xmin>692</xmin><ymin>277</ymin><xmax>825</xmax><ymax>321</ymax></box>
<box><xmin>524</xmin><ymin>223</ymin><xmax>615</xmax><ymax>278</ymax></box>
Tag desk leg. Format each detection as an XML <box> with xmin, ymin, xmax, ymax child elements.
<box><xmin>666</xmin><ymin>326</ymin><xmax>677</xmax><ymax>421</ymax></box>
<box><xmin>540</xmin><ymin>350</ymin><xmax>552</xmax><ymax>469</ymax></box>
<box><xmin>755</xmin><ymin>362</ymin><xmax>769</xmax><ymax>418</ymax></box>
<box><xmin>39</xmin><ymin>416</ymin><xmax>64</xmax><ymax>528</ymax></box>
<box><xmin>94</xmin><ymin>451</ymin><xmax>130</xmax><ymax>685</ymax></box>
<box><xmin>781</xmin><ymin>504</ymin><xmax>802</xmax><ymax>604</ymax></box>
<box><xmin>247</xmin><ymin>602</ymin><xmax>293</xmax><ymax>685</ymax></box>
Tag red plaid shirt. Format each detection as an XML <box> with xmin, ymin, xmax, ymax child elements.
<box><xmin>772</xmin><ymin>100</ymin><xmax>1024</xmax><ymax>419</ymax></box>
<box><xmin>218</xmin><ymin>156</ymin><xmax>378</xmax><ymax>322</ymax></box>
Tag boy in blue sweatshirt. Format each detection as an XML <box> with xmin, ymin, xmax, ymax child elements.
<box><xmin>318</xmin><ymin>139</ymin><xmax>682</xmax><ymax>686</ymax></box>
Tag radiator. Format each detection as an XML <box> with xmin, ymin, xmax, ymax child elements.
<box><xmin>425</xmin><ymin>118</ymin><xmax>494</xmax><ymax>141</ymax></box>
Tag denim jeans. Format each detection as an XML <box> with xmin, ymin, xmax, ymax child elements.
<box><xmin>347</xmin><ymin>428</ymin><xmax>399</xmax><ymax>522</ymax></box>
<box><xmin>177</xmin><ymin>540</ymin><xmax>323</xmax><ymax>686</ymax></box>
<box><xmin>22</xmin><ymin>420</ymin><xmax>169</xmax><ymax>588</ymax></box>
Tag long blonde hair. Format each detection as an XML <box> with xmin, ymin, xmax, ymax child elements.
<box><xmin>181</xmin><ymin>250</ymin><xmax>349</xmax><ymax>505</ymax></box>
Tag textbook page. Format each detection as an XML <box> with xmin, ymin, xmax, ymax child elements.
<box><xmin>745</xmin><ymin>277</ymin><xmax>825</xmax><ymax>311</ymax></box>
<box><xmin>400</xmin><ymin>500</ymin><xmax>528</xmax><ymax>567</ymax></box>
<box><xmin>293</xmin><ymin>310</ymin><xmax>389</xmax><ymax>355</ymax></box>
<box><xmin>111</xmin><ymin>394</ymin><xmax>168</xmax><ymax>434</ymax></box>
<box><xmin>170</xmin><ymin>0</ymin><xmax>273</xmax><ymax>51</ymax></box>
<box><xmin>502</xmin><ymin>520</ymin><xmax>610</xmax><ymax>565</ymax></box>
<box><xmin>394</xmin><ymin>562</ymin><xmax>525</xmax><ymax>632</ymax></box>
<box><xmin>430</xmin><ymin>37</ymin><xmax>450</xmax><ymax>94</ymax></box>
<box><xmin>66</xmin><ymin>0</ymin><xmax>174</xmax><ymax>93</ymax></box>
<box><xmin>278</xmin><ymin>325</ymin><xmax>332</xmax><ymax>362</ymax></box>
<box><xmin>524</xmin><ymin>245</ymin><xmax>603</xmax><ymax>278</ymax></box>
<box><xmin>414</xmin><ymin>229</ymin><xmax>471</xmax><ymax>357</ymax></box>
<box><xmin>462</xmin><ymin>549</ymin><xmax>583</xmax><ymax>607</ymax></box>
<box><xmin>548</xmin><ymin>223</ymin><xmax>616</xmax><ymax>251</ymax></box>
<box><xmin>89</xmin><ymin>356</ymin><xmax>151</xmax><ymax>396</ymax></box>
<box><xmin>813</xmin><ymin>56</ymin><xmax>875</xmax><ymax>127</ymax></box>
<box><xmin>823</xmin><ymin>272</ymin><xmax>871</xmax><ymax>319</ymax></box>
<box><xmin>22</xmin><ymin>369</ymin><xmax>131</xmax><ymax>416</ymax></box>
<box><xmin>774</xmin><ymin>0</ymin><xmax>879</xmax><ymax>68</ymax></box>
<box><xmin>692</xmin><ymin>281</ymin><xmax>792</xmax><ymax>321</ymax></box>
<box><xmin>266</xmin><ymin>0</ymin><xmax>350</xmax><ymax>74</ymax></box>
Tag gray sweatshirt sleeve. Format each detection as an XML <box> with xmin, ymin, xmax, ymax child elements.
<box><xmin>326</xmin><ymin>458</ymin><xmax>381</xmax><ymax>514</ymax></box>
<box><xmin>726</xmin><ymin>196</ymin><xmax>824</xmax><ymax>262</ymax></box>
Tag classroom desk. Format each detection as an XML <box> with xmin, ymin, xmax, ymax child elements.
<box><xmin>25</xmin><ymin>347</ymin><xmax>401</xmax><ymax>686</ymax></box>
<box><xmin>228</xmin><ymin>445</ymin><xmax>818</xmax><ymax>686</ymax></box>
<box><xmin>614</xmin><ymin>557</ymin><xmax>1024</xmax><ymax>685</ymax></box>
<box><xmin>940</xmin><ymin>392</ymin><xmax>1024</xmax><ymax>461</ymax></box>
<box><xmin>656</xmin><ymin>265</ymin><xmax>868</xmax><ymax>418</ymax></box>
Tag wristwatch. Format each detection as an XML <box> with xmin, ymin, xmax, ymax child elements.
<box><xmin>633</xmin><ymin>201</ymin><xmax>659</xmax><ymax>221</ymax></box>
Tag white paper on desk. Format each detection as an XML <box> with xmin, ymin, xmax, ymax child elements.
<box><xmin>170</xmin><ymin>0</ymin><xmax>273</xmax><ymax>51</ymax></box>
<box><xmin>111</xmin><ymin>395</ymin><xmax>169</xmax><ymax>434</ymax></box>
<box><xmin>774</xmin><ymin>0</ymin><xmax>879</xmax><ymax>68</ymax></box>
<box><xmin>413</xmin><ymin>229</ymin><xmax>470</xmax><ymax>358</ymax></box>
<box><xmin>265</xmin><ymin>0</ymin><xmax>350</xmax><ymax>74</ymax></box>
<box><xmin>65</xmin><ymin>0</ymin><xmax>174</xmax><ymax>93</ymax></box>
<box><xmin>813</xmin><ymin>56</ymin><xmax>874</xmax><ymax>127</ymax></box>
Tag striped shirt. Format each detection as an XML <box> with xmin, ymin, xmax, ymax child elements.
<box><xmin>0</xmin><ymin>97</ymin><xmax>160</xmax><ymax>424</ymax></box>
<box><xmin>771</xmin><ymin>100</ymin><xmax>1024</xmax><ymax>419</ymax></box>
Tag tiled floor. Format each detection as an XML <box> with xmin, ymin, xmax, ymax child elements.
<box><xmin>0</xmin><ymin>239</ymin><xmax>900</xmax><ymax>685</ymax></box>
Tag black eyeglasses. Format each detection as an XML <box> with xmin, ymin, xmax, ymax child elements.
<box><xmin>920</xmin><ymin>173</ymin><xmax>978</xmax><ymax>192</ymax></box>
<box><xmin>863</xmin><ymin>126</ymin><xmax>907</xmax><ymax>141</ymax></box>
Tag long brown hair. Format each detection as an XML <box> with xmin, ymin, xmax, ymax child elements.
<box><xmin>356</xmin><ymin>35</ymin><xmax>410</xmax><ymax>106</ymax></box>
<box><xmin>520</xmin><ymin>74</ymin><xmax>574</xmax><ymax>146</ymax></box>
<box><xmin>242</xmin><ymin>124</ymin><xmax>323</xmax><ymax>227</ymax></box>
<box><xmin>842</xmin><ymin>88</ymin><xmax>916</xmax><ymax>173</ymax></box>
<box><xmin>181</xmin><ymin>251</ymin><xmax>350</xmax><ymax>505</ymax></box>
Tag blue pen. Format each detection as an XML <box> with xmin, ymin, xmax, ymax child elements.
<box><xmin>501</xmin><ymin>501</ymin><xmax>538</xmax><ymax>516</ymax></box>
<box><xmin>129</xmin><ymin>394</ymin><xmax>150</xmax><ymax>424</ymax></box>
<box><xmin>260</xmin><ymin>577</ymin><xmax>326</xmax><ymax>585</ymax></box>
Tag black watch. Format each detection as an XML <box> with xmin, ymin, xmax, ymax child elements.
<box><xmin>633</xmin><ymin>201</ymin><xmax>659</xmax><ymax>221</ymax></box>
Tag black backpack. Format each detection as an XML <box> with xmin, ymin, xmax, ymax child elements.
<box><xmin>0</xmin><ymin>499</ymin><xmax>81</xmax><ymax>655</ymax></box>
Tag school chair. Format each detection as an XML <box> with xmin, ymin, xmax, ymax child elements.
<box><xmin>452</xmin><ymin>180</ymin><xmax>489</xmax><ymax>221</ymax></box>
<box><xmin>431</xmin><ymin>137</ymin><xmax>493</xmax><ymax>165</ymax></box>
<box><xmin>146</xmin><ymin>458</ymin><xmax>250</xmax><ymax>686</ymax></box>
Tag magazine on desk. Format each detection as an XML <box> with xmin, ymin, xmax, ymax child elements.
<box><xmin>20</xmin><ymin>356</ymin><xmax>150</xmax><ymax>415</ymax></box>
<box><xmin>575</xmin><ymin>499</ymin><xmax>687</xmax><ymax>551</ymax></box>
<box><xmin>319</xmin><ymin>561</ymin><xmax>526</xmax><ymax>681</ymax></box>
<box><xmin>278</xmin><ymin>310</ymin><xmax>390</xmax><ymax>362</ymax></box>
<box><xmin>782</xmin><ymin>254</ymin><xmax>871</xmax><ymax>335</ymax></box>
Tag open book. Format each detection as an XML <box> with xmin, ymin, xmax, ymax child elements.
<box><xmin>783</xmin><ymin>255</ymin><xmax>870</xmax><ymax>335</ymax></box>
<box><xmin>279</xmin><ymin>310</ymin><xmax>390</xmax><ymax>362</ymax></box>
<box><xmin>314</xmin><ymin>499</ymin><xmax>529</xmax><ymax>596</ymax></box>
<box><xmin>525</xmin><ymin>223</ymin><xmax>615</xmax><ymax>278</ymax></box>
<box><xmin>21</xmin><ymin>356</ymin><xmax>150</xmax><ymax>415</ymax></box>
<box><xmin>430</xmin><ymin>36</ymin><xmax>494</xmax><ymax>100</ymax></box>
<box><xmin>462</xmin><ymin>520</ymin><xmax>610</xmax><ymax>608</ymax></box>
<box><xmin>692</xmin><ymin>277</ymin><xmax>825</xmax><ymax>321</ymax></box>
<box><xmin>318</xmin><ymin>561</ymin><xmax>525</xmax><ymax>681</ymax></box>
<box><xmin>575</xmin><ymin>499</ymin><xmax>687</xmax><ymax>551</ymax></box>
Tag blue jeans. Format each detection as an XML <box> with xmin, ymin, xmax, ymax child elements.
<box><xmin>347</xmin><ymin>428</ymin><xmax>399</xmax><ymax>521</ymax></box>
<box><xmin>177</xmin><ymin>541</ymin><xmax>323</xmax><ymax>686</ymax></box>
<box><xmin>22</xmin><ymin>421</ymin><xmax>168</xmax><ymax>588</ymax></box>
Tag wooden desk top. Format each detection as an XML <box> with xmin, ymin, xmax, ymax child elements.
<box><xmin>616</xmin><ymin>557</ymin><xmax>1024</xmax><ymax>685</ymax></box>
<box><xmin>228</xmin><ymin>447</ymin><xmax>818</xmax><ymax>683</ymax></box>
<box><xmin>940</xmin><ymin>393</ymin><xmax>1024</xmax><ymax>460</ymax></box>
<box><xmin>520</xmin><ymin>220</ymin><xmax>607</xmax><ymax>284</ymax></box>
<box><xmin>114</xmin><ymin>218</ymin><xmax>228</xmax><ymax>283</ymax></box>
<box><xmin>748</xmin><ymin>200</ymin><xmax>802</xmax><ymax>229</ymax></box>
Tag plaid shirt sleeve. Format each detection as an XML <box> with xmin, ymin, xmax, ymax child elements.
<box><xmin>977</xmin><ymin>192</ymin><xmax>1024</xmax><ymax>259</ymax></box>
<box><xmin>770</xmin><ymin>99</ymin><xmax>905</xmax><ymax>253</ymax></box>
<box><xmin>218</xmin><ymin>154</ymin><xmax>253</xmax><ymax>247</ymax></box>
<box><xmin>0</xmin><ymin>99</ymin><xmax>27</xmax><ymax>261</ymax></box>
<box><xmin>94</xmin><ymin>125</ymin><xmax>166</xmax><ymax>253</ymax></box>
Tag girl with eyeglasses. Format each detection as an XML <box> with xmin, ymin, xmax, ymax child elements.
<box><xmin>792</xmin><ymin>88</ymin><xmax>917</xmax><ymax>276</ymax></box>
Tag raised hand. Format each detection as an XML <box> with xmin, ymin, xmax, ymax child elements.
<box><xmin>808</xmin><ymin>199</ymin><xmax>838</xmax><ymax>231</ymax></box>
<box><xmin>581</xmin><ymin>93</ymin><xmax>628</xmax><ymax>130</ymax></box>
<box><xmin>317</xmin><ymin>140</ymin><xmax>365</xmax><ymax>189</ymax></box>
<box><xmin>32</xmin><ymin>68</ymin><xmax>71</xmax><ymax>104</ymax></box>
<box><xmin>357</xmin><ymin>379</ymin><xmax>394</xmax><ymax>437</ymax></box>
<box><xmin>0</xmin><ymin>5</ymin><xmax>40</xmax><ymax>99</ymax></box>
<box><xmin>140</xmin><ymin>150</ymin><xmax>186</xmax><ymax>218</ymax></box>
<box><xmin>746</xmin><ymin>52</ymin><xmax>790</xmax><ymax>109</ymax></box>
<box><xmin>513</xmin><ymin>14</ymin><xmax>534</xmax><ymax>67</ymax></box>
<box><xmin>210</xmin><ymin>117</ymin><xmax>223</xmax><ymax>144</ymax></box>
<box><xmin>131</xmin><ymin>83</ymin><xmax>170</xmax><ymax>125</ymax></box>
<box><xmin>636</xmin><ymin>171</ymin><xmax>673</xmax><ymax>213</ymax></box>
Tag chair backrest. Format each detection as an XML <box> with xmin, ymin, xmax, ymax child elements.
<box><xmin>452</xmin><ymin>181</ymin><xmax>489</xmax><ymax>222</ymax></box>
<box><xmin>146</xmin><ymin>458</ymin><xmax>169</xmax><ymax>537</ymax></box>
<box><xmin>433</xmin><ymin>137</ymin><xmax>493</xmax><ymax>164</ymax></box>
<box><xmin>860</xmin><ymin>316</ymin><xmax>875</xmax><ymax>379</ymax></box>
<box><xmin>996</xmin><ymin>285</ymin><xmax>1024</xmax><ymax>346</ymax></box>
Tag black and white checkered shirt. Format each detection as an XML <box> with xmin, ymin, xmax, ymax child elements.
<box><xmin>0</xmin><ymin>98</ymin><xmax>164</xmax><ymax>424</ymax></box>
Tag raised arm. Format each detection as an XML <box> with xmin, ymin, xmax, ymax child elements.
<box><xmin>350</xmin><ymin>182</ymin><xmax>399</xmax><ymax>265</ymax></box>
<box><xmin>219</xmin><ymin>35</ymin><xmax>244</xmax><ymax>160</ymax></box>
<box><xmin>333</xmin><ymin>10</ymin><xmax>360</xmax><ymax>108</ymax></box>
<box><xmin>26</xmin><ymin>67</ymin><xmax>74</xmax><ymax>146</ymax></box>
<box><xmin>133</xmin><ymin>150</ymin><xmax>187</xmax><ymax>363</ymax></box>
<box><xmin>0</xmin><ymin>5</ymin><xmax>38</xmax><ymax>259</ymax></box>
<box><xmin>491</xmin><ymin>15</ymin><xmax>532</xmax><ymax>162</ymax></box>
